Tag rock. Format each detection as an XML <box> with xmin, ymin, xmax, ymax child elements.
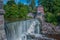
<box><xmin>42</xmin><ymin>22</ymin><xmax>56</xmax><ymax>34</ymax></box>
<box><xmin>27</xmin><ymin>13</ymin><xmax>34</xmax><ymax>18</ymax></box>
<box><xmin>55</xmin><ymin>26</ymin><xmax>60</xmax><ymax>33</ymax></box>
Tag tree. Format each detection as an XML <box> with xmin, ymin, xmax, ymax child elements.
<box><xmin>41</xmin><ymin>0</ymin><xmax>54</xmax><ymax>13</ymax></box>
<box><xmin>26</xmin><ymin>0</ymin><xmax>36</xmax><ymax>12</ymax></box>
<box><xmin>30</xmin><ymin>0</ymin><xmax>35</xmax><ymax>10</ymax></box>
<box><xmin>26</xmin><ymin>0</ymin><xmax>31</xmax><ymax>5</ymax></box>
<box><xmin>4</xmin><ymin>2</ymin><xmax>29</xmax><ymax>21</ymax></box>
<box><xmin>45</xmin><ymin>12</ymin><xmax>58</xmax><ymax>25</ymax></box>
<box><xmin>4</xmin><ymin>4</ymin><xmax>18</xmax><ymax>18</ymax></box>
<box><xmin>19</xmin><ymin>5</ymin><xmax>28</xmax><ymax>19</ymax></box>
<box><xmin>7</xmin><ymin>0</ymin><xmax>15</xmax><ymax>6</ymax></box>
<box><xmin>41</xmin><ymin>0</ymin><xmax>60</xmax><ymax>25</ymax></box>
<box><xmin>38</xmin><ymin>0</ymin><xmax>41</xmax><ymax>5</ymax></box>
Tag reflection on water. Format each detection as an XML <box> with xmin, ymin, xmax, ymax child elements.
<box><xmin>5</xmin><ymin>19</ymin><xmax>55</xmax><ymax>40</ymax></box>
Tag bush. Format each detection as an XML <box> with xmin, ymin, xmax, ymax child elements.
<box><xmin>45</xmin><ymin>12</ymin><xmax>58</xmax><ymax>25</ymax></box>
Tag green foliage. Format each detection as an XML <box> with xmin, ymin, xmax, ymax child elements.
<box><xmin>38</xmin><ymin>0</ymin><xmax>41</xmax><ymax>5</ymax></box>
<box><xmin>30</xmin><ymin>0</ymin><xmax>35</xmax><ymax>10</ymax></box>
<box><xmin>45</xmin><ymin>12</ymin><xmax>53</xmax><ymax>22</ymax></box>
<box><xmin>7</xmin><ymin>0</ymin><xmax>15</xmax><ymax>6</ymax></box>
<box><xmin>4</xmin><ymin>1</ymin><xmax>29</xmax><ymax>21</ymax></box>
<box><xmin>4</xmin><ymin>0</ymin><xmax>60</xmax><ymax>25</ymax></box>
<box><xmin>26</xmin><ymin>0</ymin><xmax>36</xmax><ymax>12</ymax></box>
<box><xmin>45</xmin><ymin>12</ymin><xmax>58</xmax><ymax>25</ymax></box>
<box><xmin>41</xmin><ymin>0</ymin><xmax>60</xmax><ymax>25</ymax></box>
<box><xmin>19</xmin><ymin>5</ymin><xmax>28</xmax><ymax>19</ymax></box>
<box><xmin>57</xmin><ymin>13</ymin><xmax>60</xmax><ymax>24</ymax></box>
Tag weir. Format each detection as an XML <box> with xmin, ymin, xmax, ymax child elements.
<box><xmin>5</xmin><ymin>19</ymin><xmax>55</xmax><ymax>40</ymax></box>
<box><xmin>5</xmin><ymin>19</ymin><xmax>40</xmax><ymax>40</ymax></box>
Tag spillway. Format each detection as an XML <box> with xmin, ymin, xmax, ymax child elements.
<box><xmin>4</xmin><ymin>19</ymin><xmax>55</xmax><ymax>40</ymax></box>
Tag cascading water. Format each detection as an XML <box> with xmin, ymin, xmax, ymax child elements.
<box><xmin>4</xmin><ymin>19</ymin><xmax>55</xmax><ymax>40</ymax></box>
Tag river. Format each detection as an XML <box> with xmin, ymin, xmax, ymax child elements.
<box><xmin>4</xmin><ymin>19</ymin><xmax>56</xmax><ymax>40</ymax></box>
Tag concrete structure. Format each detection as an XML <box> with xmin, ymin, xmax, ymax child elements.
<box><xmin>0</xmin><ymin>0</ymin><xmax>6</xmax><ymax>40</ymax></box>
<box><xmin>5</xmin><ymin>19</ymin><xmax>55</xmax><ymax>40</ymax></box>
<box><xmin>5</xmin><ymin>19</ymin><xmax>41</xmax><ymax>40</ymax></box>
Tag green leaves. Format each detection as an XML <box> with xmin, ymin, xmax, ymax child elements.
<box><xmin>4</xmin><ymin>1</ymin><xmax>29</xmax><ymax>21</ymax></box>
<box><xmin>41</xmin><ymin>0</ymin><xmax>60</xmax><ymax>25</ymax></box>
<box><xmin>45</xmin><ymin>12</ymin><xmax>58</xmax><ymax>25</ymax></box>
<box><xmin>45</xmin><ymin>12</ymin><xmax>53</xmax><ymax>22</ymax></box>
<box><xmin>26</xmin><ymin>0</ymin><xmax>36</xmax><ymax>12</ymax></box>
<box><xmin>19</xmin><ymin>5</ymin><xmax>28</xmax><ymax>18</ymax></box>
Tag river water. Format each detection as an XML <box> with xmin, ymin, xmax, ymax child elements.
<box><xmin>4</xmin><ymin>19</ymin><xmax>55</xmax><ymax>40</ymax></box>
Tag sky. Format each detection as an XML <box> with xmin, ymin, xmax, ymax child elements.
<box><xmin>3</xmin><ymin>0</ymin><xmax>38</xmax><ymax>6</ymax></box>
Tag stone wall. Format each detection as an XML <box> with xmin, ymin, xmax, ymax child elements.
<box><xmin>0</xmin><ymin>15</ymin><xmax>7</xmax><ymax>40</ymax></box>
<box><xmin>0</xmin><ymin>0</ymin><xmax>7</xmax><ymax>40</ymax></box>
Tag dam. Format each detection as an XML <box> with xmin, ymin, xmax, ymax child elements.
<box><xmin>5</xmin><ymin>19</ymin><xmax>55</xmax><ymax>40</ymax></box>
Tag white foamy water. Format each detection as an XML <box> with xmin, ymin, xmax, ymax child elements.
<box><xmin>5</xmin><ymin>19</ymin><xmax>55</xmax><ymax>40</ymax></box>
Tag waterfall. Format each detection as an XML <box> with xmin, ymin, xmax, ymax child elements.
<box><xmin>5</xmin><ymin>19</ymin><xmax>55</xmax><ymax>40</ymax></box>
<box><xmin>27</xmin><ymin>21</ymin><xmax>36</xmax><ymax>34</ymax></box>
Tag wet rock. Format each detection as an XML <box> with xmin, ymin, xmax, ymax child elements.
<box><xmin>42</xmin><ymin>22</ymin><xmax>60</xmax><ymax>34</ymax></box>
<box><xmin>42</xmin><ymin>22</ymin><xmax>56</xmax><ymax>34</ymax></box>
<box><xmin>55</xmin><ymin>26</ymin><xmax>60</xmax><ymax>34</ymax></box>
